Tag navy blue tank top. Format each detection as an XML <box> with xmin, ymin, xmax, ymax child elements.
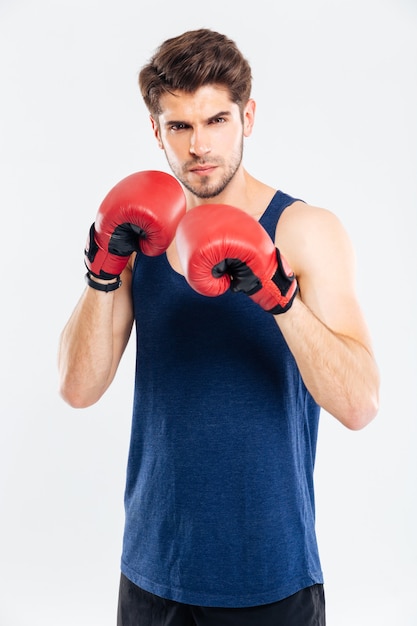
<box><xmin>121</xmin><ymin>191</ymin><xmax>323</xmax><ymax>607</ymax></box>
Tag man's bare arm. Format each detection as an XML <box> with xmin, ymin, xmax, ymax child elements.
<box><xmin>276</xmin><ymin>202</ymin><xmax>380</xmax><ymax>429</ymax></box>
<box><xmin>58</xmin><ymin>266</ymin><xmax>134</xmax><ymax>408</ymax></box>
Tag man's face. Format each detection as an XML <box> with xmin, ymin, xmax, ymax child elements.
<box><xmin>151</xmin><ymin>85</ymin><xmax>255</xmax><ymax>200</ymax></box>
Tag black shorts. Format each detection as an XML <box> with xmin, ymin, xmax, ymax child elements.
<box><xmin>117</xmin><ymin>573</ymin><xmax>326</xmax><ymax>626</ymax></box>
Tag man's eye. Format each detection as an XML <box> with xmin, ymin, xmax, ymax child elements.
<box><xmin>210</xmin><ymin>117</ymin><xmax>225</xmax><ymax>124</ymax></box>
<box><xmin>171</xmin><ymin>123</ymin><xmax>187</xmax><ymax>131</ymax></box>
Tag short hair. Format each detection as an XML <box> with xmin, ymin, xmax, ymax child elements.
<box><xmin>139</xmin><ymin>29</ymin><xmax>252</xmax><ymax>117</ymax></box>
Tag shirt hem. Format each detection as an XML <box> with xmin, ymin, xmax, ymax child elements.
<box><xmin>121</xmin><ymin>561</ymin><xmax>324</xmax><ymax>608</ymax></box>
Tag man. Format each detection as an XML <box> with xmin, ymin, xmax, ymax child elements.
<box><xmin>58</xmin><ymin>28</ymin><xmax>379</xmax><ymax>625</ymax></box>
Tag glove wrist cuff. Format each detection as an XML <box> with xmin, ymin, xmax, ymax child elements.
<box><xmin>85</xmin><ymin>272</ymin><xmax>122</xmax><ymax>292</ymax></box>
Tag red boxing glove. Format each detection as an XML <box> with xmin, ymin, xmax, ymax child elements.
<box><xmin>85</xmin><ymin>170</ymin><xmax>186</xmax><ymax>280</ymax></box>
<box><xmin>176</xmin><ymin>204</ymin><xmax>298</xmax><ymax>314</ymax></box>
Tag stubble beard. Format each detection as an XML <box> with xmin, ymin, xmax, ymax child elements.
<box><xmin>166</xmin><ymin>141</ymin><xmax>244</xmax><ymax>200</ymax></box>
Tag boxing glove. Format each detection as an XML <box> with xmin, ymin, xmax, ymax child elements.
<box><xmin>85</xmin><ymin>170</ymin><xmax>186</xmax><ymax>281</ymax></box>
<box><xmin>176</xmin><ymin>204</ymin><xmax>298</xmax><ymax>314</ymax></box>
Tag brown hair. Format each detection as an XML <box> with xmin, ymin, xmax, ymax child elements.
<box><xmin>138</xmin><ymin>29</ymin><xmax>252</xmax><ymax>117</ymax></box>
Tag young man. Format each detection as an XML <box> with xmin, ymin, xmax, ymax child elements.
<box><xmin>58</xmin><ymin>29</ymin><xmax>379</xmax><ymax>626</ymax></box>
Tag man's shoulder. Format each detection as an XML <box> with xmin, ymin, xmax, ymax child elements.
<box><xmin>279</xmin><ymin>198</ymin><xmax>340</xmax><ymax>230</ymax></box>
<box><xmin>275</xmin><ymin>199</ymin><xmax>348</xmax><ymax>271</ymax></box>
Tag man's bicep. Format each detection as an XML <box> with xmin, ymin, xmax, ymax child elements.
<box><xmin>286</xmin><ymin>206</ymin><xmax>373</xmax><ymax>348</ymax></box>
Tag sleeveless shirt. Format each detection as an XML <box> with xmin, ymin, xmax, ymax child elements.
<box><xmin>121</xmin><ymin>191</ymin><xmax>323</xmax><ymax>607</ymax></box>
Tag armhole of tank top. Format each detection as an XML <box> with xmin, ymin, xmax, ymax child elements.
<box><xmin>260</xmin><ymin>191</ymin><xmax>299</xmax><ymax>242</ymax></box>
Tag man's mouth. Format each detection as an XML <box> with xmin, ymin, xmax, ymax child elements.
<box><xmin>189</xmin><ymin>164</ymin><xmax>216</xmax><ymax>175</ymax></box>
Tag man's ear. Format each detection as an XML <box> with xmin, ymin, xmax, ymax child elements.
<box><xmin>150</xmin><ymin>116</ymin><xmax>164</xmax><ymax>149</ymax></box>
<box><xmin>243</xmin><ymin>99</ymin><xmax>256</xmax><ymax>138</ymax></box>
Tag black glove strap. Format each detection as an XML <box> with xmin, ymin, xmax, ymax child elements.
<box><xmin>85</xmin><ymin>272</ymin><xmax>122</xmax><ymax>292</ymax></box>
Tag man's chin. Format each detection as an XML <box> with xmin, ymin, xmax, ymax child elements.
<box><xmin>184</xmin><ymin>182</ymin><xmax>226</xmax><ymax>200</ymax></box>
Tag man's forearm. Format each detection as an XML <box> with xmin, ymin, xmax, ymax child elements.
<box><xmin>276</xmin><ymin>297</ymin><xmax>380</xmax><ymax>429</ymax></box>
<box><xmin>58</xmin><ymin>287</ymin><xmax>120</xmax><ymax>408</ymax></box>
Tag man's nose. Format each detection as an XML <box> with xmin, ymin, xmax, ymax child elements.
<box><xmin>189</xmin><ymin>129</ymin><xmax>211</xmax><ymax>157</ymax></box>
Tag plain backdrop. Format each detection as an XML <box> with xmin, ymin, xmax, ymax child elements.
<box><xmin>1</xmin><ymin>0</ymin><xmax>416</xmax><ymax>624</ymax></box>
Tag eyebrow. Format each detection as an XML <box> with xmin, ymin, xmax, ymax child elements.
<box><xmin>163</xmin><ymin>110</ymin><xmax>232</xmax><ymax>127</ymax></box>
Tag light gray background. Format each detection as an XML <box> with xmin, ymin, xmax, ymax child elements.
<box><xmin>1</xmin><ymin>0</ymin><xmax>416</xmax><ymax>624</ymax></box>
